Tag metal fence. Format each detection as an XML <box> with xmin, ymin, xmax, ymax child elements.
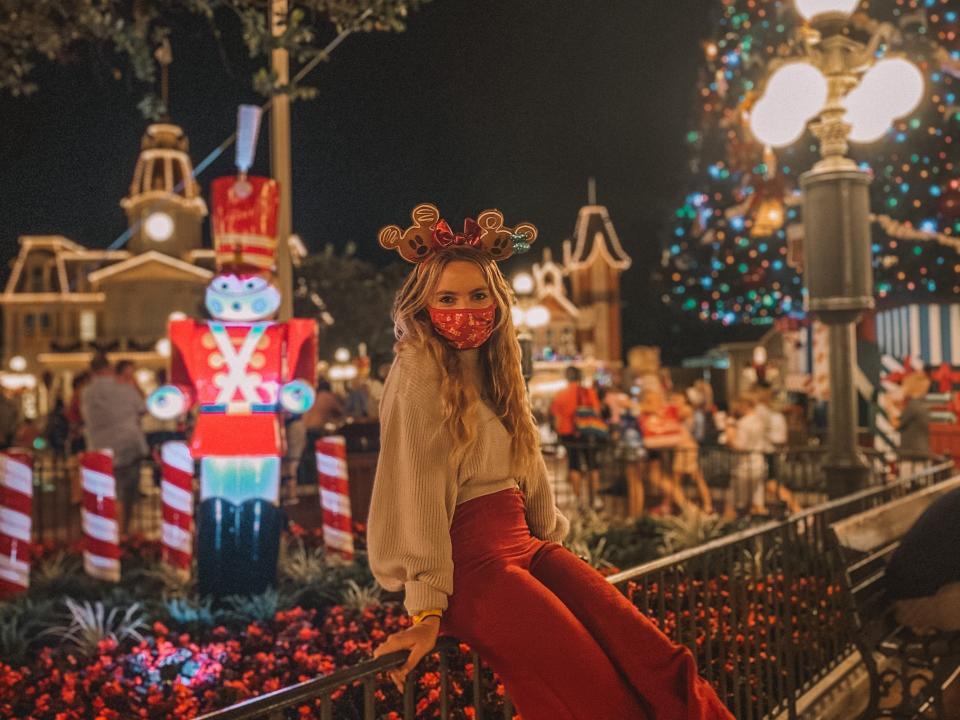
<box><xmin>31</xmin><ymin>454</ymin><xmax>163</xmax><ymax>544</ymax></box>
<box><xmin>29</xmin><ymin>443</ymin><xmax>900</xmax><ymax>545</ymax></box>
<box><xmin>549</xmin><ymin>438</ymin><xmax>896</xmax><ymax>517</ymax></box>
<box><xmin>194</xmin><ymin>461</ymin><xmax>957</xmax><ymax>720</ymax></box>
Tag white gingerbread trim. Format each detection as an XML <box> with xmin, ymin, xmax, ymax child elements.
<box><xmin>562</xmin><ymin>205</ymin><xmax>632</xmax><ymax>272</ymax></box>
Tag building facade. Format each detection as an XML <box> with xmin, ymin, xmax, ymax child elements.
<box><xmin>0</xmin><ymin>123</ymin><xmax>215</xmax><ymax>416</ymax></box>
<box><xmin>525</xmin><ymin>203</ymin><xmax>633</xmax><ymax>399</ymax></box>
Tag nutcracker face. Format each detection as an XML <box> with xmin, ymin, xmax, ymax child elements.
<box><xmin>205</xmin><ymin>272</ymin><xmax>281</xmax><ymax>321</ymax></box>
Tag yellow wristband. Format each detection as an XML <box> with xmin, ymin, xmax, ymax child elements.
<box><xmin>412</xmin><ymin>608</ymin><xmax>442</xmax><ymax>624</ymax></box>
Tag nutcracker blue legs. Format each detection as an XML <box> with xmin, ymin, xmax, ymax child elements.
<box><xmin>196</xmin><ymin>456</ymin><xmax>283</xmax><ymax>597</ymax></box>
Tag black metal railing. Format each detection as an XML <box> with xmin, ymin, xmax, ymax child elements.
<box><xmin>607</xmin><ymin>460</ymin><xmax>955</xmax><ymax>720</ymax></box>
<box><xmin>197</xmin><ymin>461</ymin><xmax>957</xmax><ymax>720</ymax></box>
<box><xmin>551</xmin><ymin>438</ymin><xmax>897</xmax><ymax>517</ymax></box>
<box><xmin>28</xmin><ymin>443</ymin><xmax>900</xmax><ymax>548</ymax></box>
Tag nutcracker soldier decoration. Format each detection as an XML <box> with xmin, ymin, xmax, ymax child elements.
<box><xmin>147</xmin><ymin>106</ymin><xmax>317</xmax><ymax>597</ymax></box>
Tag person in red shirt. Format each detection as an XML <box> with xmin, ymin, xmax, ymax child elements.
<box><xmin>550</xmin><ymin>366</ymin><xmax>604</xmax><ymax>509</ymax></box>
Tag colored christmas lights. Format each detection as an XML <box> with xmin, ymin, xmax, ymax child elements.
<box><xmin>662</xmin><ymin>0</ymin><xmax>960</xmax><ymax>325</ymax></box>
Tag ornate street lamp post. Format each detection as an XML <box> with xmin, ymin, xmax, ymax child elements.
<box><xmin>750</xmin><ymin>0</ymin><xmax>924</xmax><ymax>497</ymax></box>
<box><xmin>512</xmin><ymin>272</ymin><xmax>551</xmax><ymax>384</ymax></box>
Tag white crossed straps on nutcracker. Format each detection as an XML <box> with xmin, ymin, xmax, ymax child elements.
<box><xmin>209</xmin><ymin>322</ymin><xmax>272</xmax><ymax>404</ymax></box>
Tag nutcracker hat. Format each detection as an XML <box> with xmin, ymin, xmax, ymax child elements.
<box><xmin>378</xmin><ymin>203</ymin><xmax>538</xmax><ymax>264</ymax></box>
<box><xmin>211</xmin><ymin>175</ymin><xmax>279</xmax><ymax>275</ymax></box>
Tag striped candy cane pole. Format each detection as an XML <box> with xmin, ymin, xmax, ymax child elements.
<box><xmin>0</xmin><ymin>451</ymin><xmax>33</xmax><ymax>598</ymax></box>
<box><xmin>316</xmin><ymin>436</ymin><xmax>354</xmax><ymax>560</ymax></box>
<box><xmin>161</xmin><ymin>442</ymin><xmax>194</xmax><ymax>575</ymax></box>
<box><xmin>80</xmin><ymin>451</ymin><xmax>120</xmax><ymax>582</ymax></box>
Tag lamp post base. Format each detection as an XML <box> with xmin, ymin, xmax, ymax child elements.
<box><xmin>822</xmin><ymin>454</ymin><xmax>873</xmax><ymax>499</ymax></box>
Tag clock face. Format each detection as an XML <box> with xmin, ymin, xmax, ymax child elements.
<box><xmin>144</xmin><ymin>210</ymin><xmax>175</xmax><ymax>241</ymax></box>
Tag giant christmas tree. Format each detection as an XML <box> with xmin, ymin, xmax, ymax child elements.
<box><xmin>661</xmin><ymin>0</ymin><xmax>960</xmax><ymax>327</ymax></box>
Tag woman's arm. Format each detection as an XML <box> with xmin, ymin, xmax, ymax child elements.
<box><xmin>366</xmin><ymin>352</ymin><xmax>457</xmax><ymax>617</ymax></box>
<box><xmin>523</xmin><ymin>450</ymin><xmax>570</xmax><ymax>543</ymax></box>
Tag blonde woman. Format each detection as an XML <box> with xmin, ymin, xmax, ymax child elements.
<box><xmin>368</xmin><ymin>204</ymin><xmax>731</xmax><ymax>720</ymax></box>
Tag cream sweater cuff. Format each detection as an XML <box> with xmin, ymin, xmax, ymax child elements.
<box><xmin>404</xmin><ymin>580</ymin><xmax>449</xmax><ymax>617</ymax></box>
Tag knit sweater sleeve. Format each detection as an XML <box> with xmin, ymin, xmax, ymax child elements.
<box><xmin>522</xmin><ymin>451</ymin><xmax>570</xmax><ymax>544</ymax></box>
<box><xmin>366</xmin><ymin>347</ymin><xmax>457</xmax><ymax>617</ymax></box>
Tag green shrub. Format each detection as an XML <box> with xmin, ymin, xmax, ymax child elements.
<box><xmin>43</xmin><ymin>598</ymin><xmax>147</xmax><ymax>656</ymax></box>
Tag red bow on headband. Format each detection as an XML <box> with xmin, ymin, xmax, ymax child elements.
<box><xmin>432</xmin><ymin>218</ymin><xmax>483</xmax><ymax>248</ymax></box>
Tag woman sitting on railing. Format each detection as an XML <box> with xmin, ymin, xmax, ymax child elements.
<box><xmin>367</xmin><ymin>207</ymin><xmax>733</xmax><ymax>720</ymax></box>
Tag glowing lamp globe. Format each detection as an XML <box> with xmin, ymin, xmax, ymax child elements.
<box><xmin>512</xmin><ymin>272</ymin><xmax>535</xmax><ymax>296</ymax></box>
<box><xmin>334</xmin><ymin>347</ymin><xmax>351</xmax><ymax>364</ymax></box>
<box><xmin>144</xmin><ymin>211</ymin><xmax>175</xmax><ymax>242</ymax></box>
<box><xmin>794</xmin><ymin>0</ymin><xmax>860</xmax><ymax>21</ymax></box>
<box><xmin>511</xmin><ymin>306</ymin><xmax>525</xmax><ymax>327</ymax></box>
<box><xmin>525</xmin><ymin>305</ymin><xmax>551</xmax><ymax>329</ymax></box>
<box><xmin>765</xmin><ymin>63</ymin><xmax>828</xmax><ymax>118</ymax></box>
<box><xmin>169</xmin><ymin>311</ymin><xmax>187</xmax><ymax>321</ymax></box>
<box><xmin>750</xmin><ymin>98</ymin><xmax>808</xmax><ymax>147</ymax></box>
<box><xmin>753</xmin><ymin>346</ymin><xmax>768</xmax><ymax>366</ymax></box>
<box><xmin>9</xmin><ymin>355</ymin><xmax>27</xmax><ymax>372</ymax></box>
<box><xmin>155</xmin><ymin>338</ymin><xmax>172</xmax><ymax>358</ymax></box>
<box><xmin>856</xmin><ymin>57</ymin><xmax>924</xmax><ymax>120</ymax></box>
<box><xmin>843</xmin><ymin>90</ymin><xmax>893</xmax><ymax>143</ymax></box>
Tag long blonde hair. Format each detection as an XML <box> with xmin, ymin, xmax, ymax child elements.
<box><xmin>391</xmin><ymin>246</ymin><xmax>541</xmax><ymax>482</ymax></box>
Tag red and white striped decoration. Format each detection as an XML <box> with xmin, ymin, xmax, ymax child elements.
<box><xmin>0</xmin><ymin>451</ymin><xmax>33</xmax><ymax>597</ymax></box>
<box><xmin>80</xmin><ymin>451</ymin><xmax>120</xmax><ymax>582</ymax></box>
<box><xmin>316</xmin><ymin>436</ymin><xmax>354</xmax><ymax>560</ymax></box>
<box><xmin>161</xmin><ymin>442</ymin><xmax>194</xmax><ymax>574</ymax></box>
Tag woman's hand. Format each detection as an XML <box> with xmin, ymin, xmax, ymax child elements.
<box><xmin>372</xmin><ymin>616</ymin><xmax>440</xmax><ymax>692</ymax></box>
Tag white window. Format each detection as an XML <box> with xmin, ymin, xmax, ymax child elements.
<box><xmin>79</xmin><ymin>310</ymin><xmax>97</xmax><ymax>342</ymax></box>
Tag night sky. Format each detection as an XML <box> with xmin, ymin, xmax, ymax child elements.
<box><xmin>0</xmin><ymin>0</ymin><xmax>745</xmax><ymax>361</ymax></box>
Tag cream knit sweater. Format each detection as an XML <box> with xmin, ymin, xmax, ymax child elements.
<box><xmin>366</xmin><ymin>341</ymin><xmax>570</xmax><ymax>616</ymax></box>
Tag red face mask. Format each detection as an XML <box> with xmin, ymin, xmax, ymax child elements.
<box><xmin>427</xmin><ymin>304</ymin><xmax>496</xmax><ymax>350</ymax></box>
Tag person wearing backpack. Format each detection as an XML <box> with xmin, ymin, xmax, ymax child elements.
<box><xmin>550</xmin><ymin>365</ymin><xmax>607</xmax><ymax>510</ymax></box>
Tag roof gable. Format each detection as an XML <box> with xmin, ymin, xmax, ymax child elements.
<box><xmin>87</xmin><ymin>250</ymin><xmax>212</xmax><ymax>285</ymax></box>
<box><xmin>562</xmin><ymin>205</ymin><xmax>632</xmax><ymax>272</ymax></box>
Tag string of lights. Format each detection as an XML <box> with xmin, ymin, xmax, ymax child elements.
<box><xmin>660</xmin><ymin>0</ymin><xmax>960</xmax><ymax>326</ymax></box>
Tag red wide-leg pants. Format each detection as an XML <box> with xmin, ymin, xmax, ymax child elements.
<box><xmin>438</xmin><ymin>487</ymin><xmax>733</xmax><ymax>720</ymax></box>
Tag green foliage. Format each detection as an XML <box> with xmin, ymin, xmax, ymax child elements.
<box><xmin>218</xmin><ymin>587</ymin><xmax>290</xmax><ymax>624</ymax></box>
<box><xmin>0</xmin><ymin>597</ymin><xmax>60</xmax><ymax>666</ymax></box>
<box><xmin>564</xmin><ymin>506</ymin><xmax>616</xmax><ymax>570</ymax></box>
<box><xmin>125</xmin><ymin>561</ymin><xmax>195</xmax><ymax>599</ymax></box>
<box><xmin>163</xmin><ymin>595</ymin><xmax>216</xmax><ymax>629</ymax></box>
<box><xmin>658</xmin><ymin>505</ymin><xmax>731</xmax><ymax>554</ymax></box>
<box><xmin>0</xmin><ymin>0</ymin><xmax>430</xmax><ymax>117</ymax></box>
<box><xmin>340</xmin><ymin>579</ymin><xmax>382</xmax><ymax>612</ymax></box>
<box><xmin>565</xmin><ymin>507</ymin><xmax>664</xmax><ymax>571</ymax></box>
<box><xmin>278</xmin><ymin>534</ymin><xmax>327</xmax><ymax>585</ymax></box>
<box><xmin>44</xmin><ymin>598</ymin><xmax>147</xmax><ymax>656</ymax></box>
<box><xmin>294</xmin><ymin>244</ymin><xmax>408</xmax><ymax>362</ymax></box>
<box><xmin>30</xmin><ymin>550</ymin><xmax>101</xmax><ymax>600</ymax></box>
<box><xmin>596</xmin><ymin>515</ymin><xmax>664</xmax><ymax>569</ymax></box>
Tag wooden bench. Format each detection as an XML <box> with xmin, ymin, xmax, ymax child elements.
<box><xmin>830</xmin><ymin>475</ymin><xmax>960</xmax><ymax>719</ymax></box>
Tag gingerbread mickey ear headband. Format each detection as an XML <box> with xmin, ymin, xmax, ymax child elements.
<box><xmin>378</xmin><ymin>203</ymin><xmax>538</xmax><ymax>264</ymax></box>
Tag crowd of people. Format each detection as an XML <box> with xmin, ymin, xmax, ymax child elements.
<box><xmin>0</xmin><ymin>354</ymin><xmax>939</xmax><ymax>527</ymax></box>
<box><xmin>546</xmin><ymin>366</ymin><xmax>804</xmax><ymax>519</ymax></box>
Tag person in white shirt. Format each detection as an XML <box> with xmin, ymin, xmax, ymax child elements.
<box><xmin>751</xmin><ymin>386</ymin><xmax>800</xmax><ymax>514</ymax></box>
<box><xmin>725</xmin><ymin>395</ymin><xmax>767</xmax><ymax>518</ymax></box>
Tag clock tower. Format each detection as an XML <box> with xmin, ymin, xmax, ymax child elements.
<box><xmin>120</xmin><ymin>123</ymin><xmax>207</xmax><ymax>259</ymax></box>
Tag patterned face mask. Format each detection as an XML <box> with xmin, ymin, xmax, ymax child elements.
<box><xmin>427</xmin><ymin>304</ymin><xmax>497</xmax><ymax>350</ymax></box>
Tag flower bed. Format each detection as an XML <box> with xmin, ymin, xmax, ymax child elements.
<box><xmin>0</xmin><ymin>526</ymin><xmax>520</xmax><ymax>719</ymax></box>
<box><xmin>2</xmin><ymin>513</ymin><xmax>769</xmax><ymax>719</ymax></box>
